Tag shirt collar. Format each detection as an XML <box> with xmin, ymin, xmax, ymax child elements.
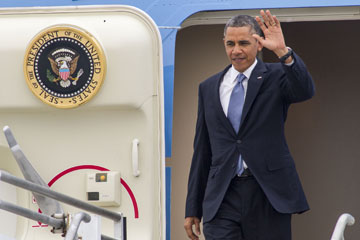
<box><xmin>229</xmin><ymin>58</ymin><xmax>258</xmax><ymax>83</ymax></box>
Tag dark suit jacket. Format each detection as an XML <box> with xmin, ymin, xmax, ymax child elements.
<box><xmin>185</xmin><ymin>52</ymin><xmax>315</xmax><ymax>223</ymax></box>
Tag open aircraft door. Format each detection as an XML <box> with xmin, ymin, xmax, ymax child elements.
<box><xmin>0</xmin><ymin>5</ymin><xmax>165</xmax><ymax>240</ymax></box>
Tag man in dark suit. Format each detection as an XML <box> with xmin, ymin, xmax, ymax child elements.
<box><xmin>184</xmin><ymin>10</ymin><xmax>315</xmax><ymax>240</ymax></box>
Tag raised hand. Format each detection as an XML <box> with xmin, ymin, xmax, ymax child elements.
<box><xmin>252</xmin><ymin>10</ymin><xmax>289</xmax><ymax>58</ymax></box>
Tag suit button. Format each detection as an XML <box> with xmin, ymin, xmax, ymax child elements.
<box><xmin>237</xmin><ymin>140</ymin><xmax>242</xmax><ymax>144</ymax></box>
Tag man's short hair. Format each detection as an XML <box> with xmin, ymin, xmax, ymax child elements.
<box><xmin>224</xmin><ymin>15</ymin><xmax>264</xmax><ymax>38</ymax></box>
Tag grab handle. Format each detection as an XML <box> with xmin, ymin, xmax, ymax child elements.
<box><xmin>330</xmin><ymin>213</ymin><xmax>355</xmax><ymax>240</ymax></box>
<box><xmin>132</xmin><ymin>139</ymin><xmax>140</xmax><ymax>177</ymax></box>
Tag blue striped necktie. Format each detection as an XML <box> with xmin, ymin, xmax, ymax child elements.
<box><xmin>227</xmin><ymin>73</ymin><xmax>246</xmax><ymax>175</ymax></box>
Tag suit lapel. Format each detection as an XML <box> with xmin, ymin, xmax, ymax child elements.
<box><xmin>214</xmin><ymin>65</ymin><xmax>237</xmax><ymax>137</ymax></box>
<box><xmin>240</xmin><ymin>59</ymin><xmax>267</xmax><ymax>129</ymax></box>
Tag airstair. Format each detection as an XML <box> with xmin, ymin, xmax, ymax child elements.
<box><xmin>0</xmin><ymin>126</ymin><xmax>126</xmax><ymax>240</ymax></box>
<box><xmin>0</xmin><ymin>126</ymin><xmax>355</xmax><ymax>239</ymax></box>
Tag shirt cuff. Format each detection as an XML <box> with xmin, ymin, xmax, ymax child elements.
<box><xmin>284</xmin><ymin>59</ymin><xmax>294</xmax><ymax>66</ymax></box>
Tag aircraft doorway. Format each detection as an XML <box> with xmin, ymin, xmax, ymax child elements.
<box><xmin>170</xmin><ymin>8</ymin><xmax>360</xmax><ymax>240</ymax></box>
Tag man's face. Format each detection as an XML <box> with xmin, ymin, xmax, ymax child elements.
<box><xmin>224</xmin><ymin>26</ymin><xmax>263</xmax><ymax>72</ymax></box>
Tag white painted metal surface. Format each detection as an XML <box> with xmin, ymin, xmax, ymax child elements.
<box><xmin>0</xmin><ymin>5</ymin><xmax>164</xmax><ymax>240</ymax></box>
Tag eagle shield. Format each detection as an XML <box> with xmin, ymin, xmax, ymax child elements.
<box><xmin>47</xmin><ymin>48</ymin><xmax>83</xmax><ymax>88</ymax></box>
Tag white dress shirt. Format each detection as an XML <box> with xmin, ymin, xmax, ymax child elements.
<box><xmin>220</xmin><ymin>59</ymin><xmax>294</xmax><ymax>113</ymax></box>
<box><xmin>219</xmin><ymin>59</ymin><xmax>294</xmax><ymax>169</ymax></box>
<box><xmin>219</xmin><ymin>59</ymin><xmax>258</xmax><ymax>168</ymax></box>
<box><xmin>219</xmin><ymin>59</ymin><xmax>258</xmax><ymax>115</ymax></box>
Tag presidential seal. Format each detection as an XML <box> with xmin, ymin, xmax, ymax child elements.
<box><xmin>24</xmin><ymin>25</ymin><xmax>106</xmax><ymax>108</ymax></box>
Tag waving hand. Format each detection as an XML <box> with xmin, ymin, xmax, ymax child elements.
<box><xmin>252</xmin><ymin>10</ymin><xmax>291</xmax><ymax>61</ymax></box>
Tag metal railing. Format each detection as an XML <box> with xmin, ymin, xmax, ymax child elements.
<box><xmin>0</xmin><ymin>199</ymin><xmax>64</xmax><ymax>229</ymax></box>
<box><xmin>0</xmin><ymin>170</ymin><xmax>125</xmax><ymax>240</ymax></box>
<box><xmin>330</xmin><ymin>213</ymin><xmax>355</xmax><ymax>240</ymax></box>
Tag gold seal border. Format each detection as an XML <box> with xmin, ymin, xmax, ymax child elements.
<box><xmin>24</xmin><ymin>24</ymin><xmax>107</xmax><ymax>109</ymax></box>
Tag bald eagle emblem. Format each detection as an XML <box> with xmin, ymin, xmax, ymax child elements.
<box><xmin>47</xmin><ymin>48</ymin><xmax>84</xmax><ymax>88</ymax></box>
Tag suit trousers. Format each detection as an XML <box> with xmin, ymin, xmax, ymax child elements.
<box><xmin>203</xmin><ymin>175</ymin><xmax>291</xmax><ymax>240</ymax></box>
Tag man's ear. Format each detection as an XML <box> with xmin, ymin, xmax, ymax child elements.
<box><xmin>257</xmin><ymin>40</ymin><xmax>263</xmax><ymax>52</ymax></box>
<box><xmin>252</xmin><ymin>33</ymin><xmax>264</xmax><ymax>51</ymax></box>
